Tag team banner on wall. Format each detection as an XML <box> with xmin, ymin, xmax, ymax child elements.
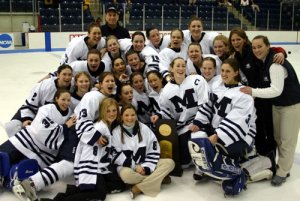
<box><xmin>0</xmin><ymin>33</ymin><xmax>14</xmax><ymax>50</ymax></box>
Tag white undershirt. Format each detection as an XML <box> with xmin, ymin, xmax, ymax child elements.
<box><xmin>252</xmin><ymin>63</ymin><xmax>288</xmax><ymax>98</ymax></box>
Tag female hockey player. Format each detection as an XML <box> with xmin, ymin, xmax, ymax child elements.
<box><xmin>240</xmin><ymin>35</ymin><xmax>300</xmax><ymax>186</ymax></box>
<box><xmin>111</xmin><ymin>104</ymin><xmax>175</xmax><ymax>199</ymax></box>
<box><xmin>70</xmin><ymin>72</ymin><xmax>92</xmax><ymax>112</ymax></box>
<box><xmin>192</xmin><ymin>58</ymin><xmax>256</xmax><ymax>157</ymax></box>
<box><xmin>70</xmin><ymin>49</ymin><xmax>106</xmax><ymax>87</ymax></box>
<box><xmin>213</xmin><ymin>34</ymin><xmax>230</xmax><ymax>62</ymax></box>
<box><xmin>47</xmin><ymin>98</ymin><xmax>125</xmax><ymax>201</ymax></box>
<box><xmin>145</xmin><ymin>27</ymin><xmax>170</xmax><ymax>53</ymax></box>
<box><xmin>119</xmin><ymin>31</ymin><xmax>160</xmax><ymax>76</ymax></box>
<box><xmin>17</xmin><ymin>72</ymin><xmax>117</xmax><ymax>201</ymax></box>
<box><xmin>201</xmin><ymin>57</ymin><xmax>221</xmax><ymax>89</ymax></box>
<box><xmin>146</xmin><ymin>70</ymin><xmax>165</xmax><ymax>123</ymax></box>
<box><xmin>5</xmin><ymin>64</ymin><xmax>73</xmax><ymax>137</ymax></box>
<box><xmin>60</xmin><ymin>22</ymin><xmax>106</xmax><ymax>65</ymax></box>
<box><xmin>186</xmin><ymin>42</ymin><xmax>221</xmax><ymax>76</ymax></box>
<box><xmin>0</xmin><ymin>89</ymin><xmax>75</xmax><ymax>174</ymax></box>
<box><xmin>158</xmin><ymin>28</ymin><xmax>188</xmax><ymax>80</ymax></box>
<box><xmin>130</xmin><ymin>72</ymin><xmax>151</xmax><ymax>126</ymax></box>
<box><xmin>156</xmin><ymin>57</ymin><xmax>209</xmax><ymax>167</ymax></box>
<box><xmin>101</xmin><ymin>35</ymin><xmax>126</xmax><ymax>72</ymax></box>
<box><xmin>182</xmin><ymin>17</ymin><xmax>219</xmax><ymax>54</ymax></box>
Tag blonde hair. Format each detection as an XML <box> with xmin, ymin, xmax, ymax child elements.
<box><xmin>98</xmin><ymin>98</ymin><xmax>119</xmax><ymax>126</ymax></box>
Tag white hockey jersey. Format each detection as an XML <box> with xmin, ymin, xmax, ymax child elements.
<box><xmin>186</xmin><ymin>54</ymin><xmax>222</xmax><ymax>76</ymax></box>
<box><xmin>111</xmin><ymin>122</ymin><xmax>160</xmax><ymax>174</ymax></box>
<box><xmin>20</xmin><ymin>77</ymin><xmax>71</xmax><ymax>121</ymax></box>
<box><xmin>119</xmin><ymin>38</ymin><xmax>160</xmax><ymax>73</ymax></box>
<box><xmin>9</xmin><ymin>104</ymin><xmax>72</xmax><ymax>168</ymax></box>
<box><xmin>194</xmin><ymin>80</ymin><xmax>257</xmax><ymax>147</ymax></box>
<box><xmin>101</xmin><ymin>51</ymin><xmax>126</xmax><ymax>72</ymax></box>
<box><xmin>145</xmin><ymin>34</ymin><xmax>170</xmax><ymax>53</ymax></box>
<box><xmin>183</xmin><ymin>30</ymin><xmax>219</xmax><ymax>54</ymax></box>
<box><xmin>158</xmin><ymin>44</ymin><xmax>188</xmax><ymax>78</ymax></box>
<box><xmin>148</xmin><ymin>89</ymin><xmax>162</xmax><ymax>115</ymax></box>
<box><xmin>60</xmin><ymin>35</ymin><xmax>106</xmax><ymax>65</ymax></box>
<box><xmin>70</xmin><ymin>60</ymin><xmax>106</xmax><ymax>86</ymax></box>
<box><xmin>159</xmin><ymin>74</ymin><xmax>209</xmax><ymax>134</ymax></box>
<box><xmin>74</xmin><ymin>90</ymin><xmax>107</xmax><ymax>141</ymax></box>
<box><xmin>132</xmin><ymin>89</ymin><xmax>151</xmax><ymax>125</ymax></box>
<box><xmin>74</xmin><ymin>121</ymin><xmax>113</xmax><ymax>188</ymax></box>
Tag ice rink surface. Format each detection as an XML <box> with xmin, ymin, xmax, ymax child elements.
<box><xmin>0</xmin><ymin>45</ymin><xmax>300</xmax><ymax>201</ymax></box>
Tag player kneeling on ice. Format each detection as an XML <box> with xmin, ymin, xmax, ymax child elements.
<box><xmin>188</xmin><ymin>59</ymin><xmax>274</xmax><ymax>196</ymax></box>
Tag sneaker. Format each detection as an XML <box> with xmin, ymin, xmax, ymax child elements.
<box><xmin>271</xmin><ymin>175</ymin><xmax>286</xmax><ymax>186</ymax></box>
<box><xmin>20</xmin><ymin>179</ymin><xmax>38</xmax><ymax>201</ymax></box>
<box><xmin>162</xmin><ymin>176</ymin><xmax>172</xmax><ymax>184</ymax></box>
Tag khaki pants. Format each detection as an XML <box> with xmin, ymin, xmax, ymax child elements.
<box><xmin>273</xmin><ymin>103</ymin><xmax>300</xmax><ymax>177</ymax></box>
<box><xmin>119</xmin><ymin>158</ymin><xmax>175</xmax><ymax>197</ymax></box>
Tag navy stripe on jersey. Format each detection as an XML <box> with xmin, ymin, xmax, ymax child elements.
<box><xmin>41</xmin><ymin>166</ymin><xmax>59</xmax><ymax>185</ymax></box>
<box><xmin>45</xmin><ymin>126</ymin><xmax>61</xmax><ymax>150</ymax></box>
<box><xmin>15</xmin><ymin>129</ymin><xmax>56</xmax><ymax>166</ymax></box>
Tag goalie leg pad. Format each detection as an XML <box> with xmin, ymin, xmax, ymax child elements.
<box><xmin>189</xmin><ymin>138</ymin><xmax>243</xmax><ymax>181</ymax></box>
<box><xmin>188</xmin><ymin>138</ymin><xmax>216</xmax><ymax>172</ymax></box>
<box><xmin>241</xmin><ymin>155</ymin><xmax>272</xmax><ymax>182</ymax></box>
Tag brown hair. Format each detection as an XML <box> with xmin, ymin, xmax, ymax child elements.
<box><xmin>222</xmin><ymin>58</ymin><xmax>241</xmax><ymax>82</ymax></box>
<box><xmin>228</xmin><ymin>27</ymin><xmax>251</xmax><ymax>54</ymax></box>
<box><xmin>74</xmin><ymin>72</ymin><xmax>92</xmax><ymax>92</ymax></box>
<box><xmin>120</xmin><ymin>104</ymin><xmax>142</xmax><ymax>144</ymax></box>
<box><xmin>252</xmin><ymin>35</ymin><xmax>270</xmax><ymax>46</ymax></box>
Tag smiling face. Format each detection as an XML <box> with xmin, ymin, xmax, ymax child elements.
<box><xmin>221</xmin><ymin>63</ymin><xmax>239</xmax><ymax>85</ymax></box>
<box><xmin>213</xmin><ymin>39</ymin><xmax>227</xmax><ymax>57</ymax></box>
<box><xmin>131</xmin><ymin>74</ymin><xmax>144</xmax><ymax>92</ymax></box>
<box><xmin>57</xmin><ymin>68</ymin><xmax>73</xmax><ymax>88</ymax></box>
<box><xmin>188</xmin><ymin>44</ymin><xmax>202</xmax><ymax>63</ymax></box>
<box><xmin>147</xmin><ymin>72</ymin><xmax>163</xmax><ymax>93</ymax></box>
<box><xmin>230</xmin><ymin>33</ymin><xmax>246</xmax><ymax>54</ymax></box>
<box><xmin>76</xmin><ymin>73</ymin><xmax>90</xmax><ymax>94</ymax></box>
<box><xmin>106</xmin><ymin>37</ymin><xmax>120</xmax><ymax>54</ymax></box>
<box><xmin>55</xmin><ymin>91</ymin><xmax>71</xmax><ymax>111</ymax></box>
<box><xmin>87</xmin><ymin>53</ymin><xmax>101</xmax><ymax>72</ymax></box>
<box><xmin>99</xmin><ymin>74</ymin><xmax>116</xmax><ymax>96</ymax></box>
<box><xmin>113</xmin><ymin>58</ymin><xmax>126</xmax><ymax>75</ymax></box>
<box><xmin>189</xmin><ymin>19</ymin><xmax>203</xmax><ymax>40</ymax></box>
<box><xmin>201</xmin><ymin>60</ymin><xmax>216</xmax><ymax>81</ymax></box>
<box><xmin>122</xmin><ymin>107</ymin><xmax>137</xmax><ymax>127</ymax></box>
<box><xmin>105</xmin><ymin>104</ymin><xmax>118</xmax><ymax>124</ymax></box>
<box><xmin>132</xmin><ymin>35</ymin><xmax>145</xmax><ymax>52</ymax></box>
<box><xmin>105</xmin><ymin>11</ymin><xmax>119</xmax><ymax>27</ymax></box>
<box><xmin>87</xmin><ymin>26</ymin><xmax>102</xmax><ymax>47</ymax></box>
<box><xmin>171</xmin><ymin>58</ymin><xmax>186</xmax><ymax>81</ymax></box>
<box><xmin>148</xmin><ymin>28</ymin><xmax>161</xmax><ymax>47</ymax></box>
<box><xmin>252</xmin><ymin>38</ymin><xmax>270</xmax><ymax>61</ymax></box>
<box><xmin>127</xmin><ymin>53</ymin><xmax>142</xmax><ymax>72</ymax></box>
